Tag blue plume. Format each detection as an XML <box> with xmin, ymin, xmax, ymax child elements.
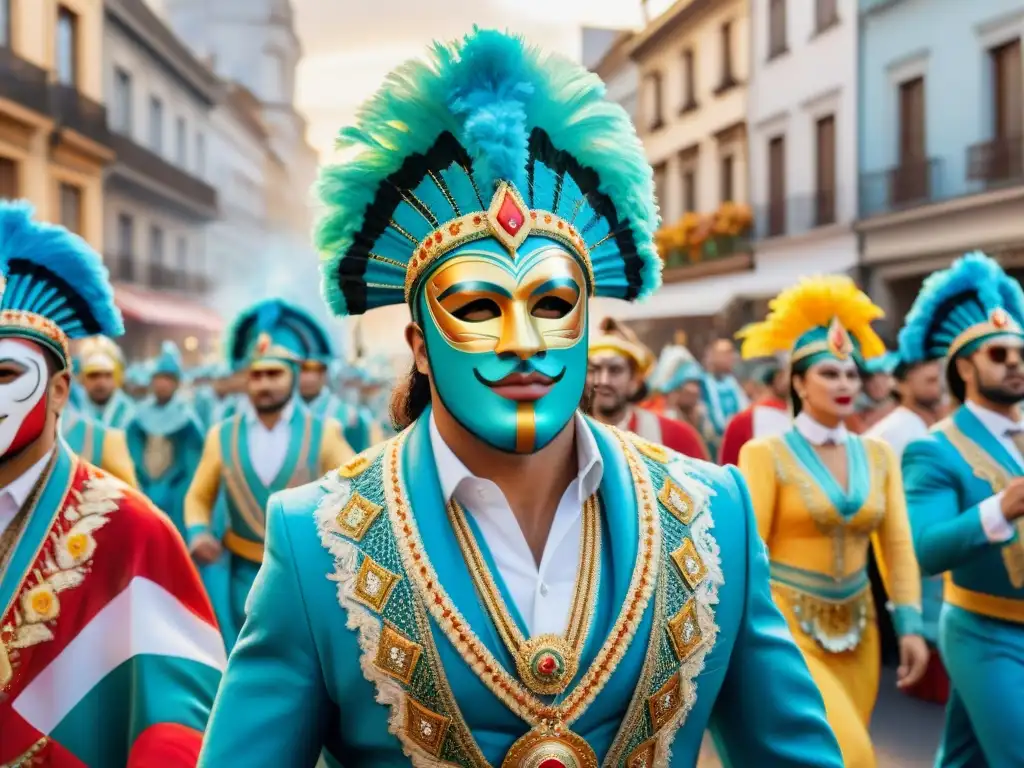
<box><xmin>899</xmin><ymin>252</ymin><xmax>1024</xmax><ymax>363</ymax></box>
<box><xmin>0</xmin><ymin>201</ymin><xmax>123</xmax><ymax>339</ymax></box>
<box><xmin>255</xmin><ymin>300</ymin><xmax>284</xmax><ymax>333</ymax></box>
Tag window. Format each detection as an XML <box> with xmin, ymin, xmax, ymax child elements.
<box><xmin>652</xmin><ymin>161</ymin><xmax>668</xmax><ymax>213</ymax></box>
<box><xmin>116</xmin><ymin>214</ymin><xmax>134</xmax><ymax>281</ymax></box>
<box><xmin>717</xmin><ymin>21</ymin><xmax>737</xmax><ymax>92</ymax></box>
<box><xmin>149</xmin><ymin>96</ymin><xmax>164</xmax><ymax>153</ymax></box>
<box><xmin>768</xmin><ymin>0</ymin><xmax>787</xmax><ymax>59</ymax></box>
<box><xmin>720</xmin><ymin>154</ymin><xmax>735</xmax><ymax>204</ymax></box>
<box><xmin>112</xmin><ymin>68</ymin><xmax>133</xmax><ymax>134</ymax></box>
<box><xmin>894</xmin><ymin>76</ymin><xmax>927</xmax><ymax>203</ymax></box>
<box><xmin>815</xmin><ymin>115</ymin><xmax>836</xmax><ymax>225</ymax></box>
<box><xmin>681</xmin><ymin>49</ymin><xmax>697</xmax><ymax>112</ymax></box>
<box><xmin>646</xmin><ymin>72</ymin><xmax>664</xmax><ymax>130</ymax></box>
<box><xmin>176</xmin><ymin>236</ymin><xmax>188</xmax><ymax>288</ymax></box>
<box><xmin>175</xmin><ymin>116</ymin><xmax>187</xmax><ymax>165</ymax></box>
<box><xmin>767</xmin><ymin>136</ymin><xmax>786</xmax><ymax>236</ymax></box>
<box><xmin>195</xmin><ymin>132</ymin><xmax>206</xmax><ymax>175</ymax></box>
<box><xmin>0</xmin><ymin>0</ymin><xmax>12</xmax><ymax>47</ymax></box>
<box><xmin>150</xmin><ymin>225</ymin><xmax>164</xmax><ymax>264</ymax></box>
<box><xmin>59</xmin><ymin>182</ymin><xmax>82</xmax><ymax>233</ymax></box>
<box><xmin>815</xmin><ymin>0</ymin><xmax>839</xmax><ymax>33</ymax></box>
<box><xmin>682</xmin><ymin>168</ymin><xmax>696</xmax><ymax>212</ymax></box>
<box><xmin>56</xmin><ymin>6</ymin><xmax>78</xmax><ymax>86</ymax></box>
<box><xmin>0</xmin><ymin>157</ymin><xmax>17</xmax><ymax>199</ymax></box>
<box><xmin>987</xmin><ymin>39</ymin><xmax>1023</xmax><ymax>182</ymax></box>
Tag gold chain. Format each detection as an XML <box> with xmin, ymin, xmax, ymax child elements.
<box><xmin>447</xmin><ymin>494</ymin><xmax>601</xmax><ymax>696</ymax></box>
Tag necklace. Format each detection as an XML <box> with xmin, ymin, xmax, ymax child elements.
<box><xmin>447</xmin><ymin>494</ymin><xmax>600</xmax><ymax>697</ymax></box>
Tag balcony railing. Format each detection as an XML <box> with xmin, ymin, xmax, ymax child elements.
<box><xmin>753</xmin><ymin>191</ymin><xmax>840</xmax><ymax>239</ymax></box>
<box><xmin>859</xmin><ymin>158</ymin><xmax>942</xmax><ymax>218</ymax></box>
<box><xmin>51</xmin><ymin>84</ymin><xmax>110</xmax><ymax>147</ymax></box>
<box><xmin>0</xmin><ymin>46</ymin><xmax>50</xmax><ymax>116</ymax></box>
<box><xmin>108</xmin><ymin>132</ymin><xmax>218</xmax><ymax>215</ymax></box>
<box><xmin>106</xmin><ymin>254</ymin><xmax>214</xmax><ymax>295</ymax></box>
<box><xmin>967</xmin><ymin>136</ymin><xmax>1024</xmax><ymax>188</ymax></box>
<box><xmin>105</xmin><ymin>254</ymin><xmax>136</xmax><ymax>283</ymax></box>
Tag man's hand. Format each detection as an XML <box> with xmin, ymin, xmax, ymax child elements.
<box><xmin>1001</xmin><ymin>478</ymin><xmax>1024</xmax><ymax>521</ymax></box>
<box><xmin>190</xmin><ymin>533</ymin><xmax>223</xmax><ymax>565</ymax></box>
<box><xmin>896</xmin><ymin>634</ymin><xmax>930</xmax><ymax>690</ymax></box>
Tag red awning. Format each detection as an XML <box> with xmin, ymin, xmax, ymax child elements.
<box><xmin>113</xmin><ymin>282</ymin><xmax>224</xmax><ymax>332</ymax></box>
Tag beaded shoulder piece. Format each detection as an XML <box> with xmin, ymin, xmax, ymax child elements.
<box><xmin>315</xmin><ymin>429</ymin><xmax>723</xmax><ymax>767</ymax></box>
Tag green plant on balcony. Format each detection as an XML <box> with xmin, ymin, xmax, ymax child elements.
<box><xmin>655</xmin><ymin>202</ymin><xmax>753</xmax><ymax>268</ymax></box>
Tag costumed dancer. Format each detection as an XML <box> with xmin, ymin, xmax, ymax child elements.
<box><xmin>649</xmin><ymin>343</ymin><xmax>719</xmax><ymax>453</ymax></box>
<box><xmin>718</xmin><ymin>357</ymin><xmax>790</xmax><ymax>466</ymax></box>
<box><xmin>60</xmin><ymin>409</ymin><xmax>138</xmax><ymax>487</ymax></box>
<box><xmin>848</xmin><ymin>351</ymin><xmax>898</xmax><ymax>433</ymax></box>
<box><xmin>736</xmin><ymin>276</ymin><xmax>929</xmax><ymax>767</ymax></box>
<box><xmin>0</xmin><ymin>202</ymin><xmax>224</xmax><ymax>767</ymax></box>
<box><xmin>866</xmin><ymin>352</ymin><xmax>948</xmax><ymax>704</ymax></box>
<box><xmin>699</xmin><ymin>338</ymin><xmax>748</xmax><ymax>448</ymax></box>
<box><xmin>125</xmin><ymin>341</ymin><xmax>205</xmax><ymax>540</ymax></box>
<box><xmin>184</xmin><ymin>298</ymin><xmax>352</xmax><ymax>648</ymax></box>
<box><xmin>587</xmin><ymin>317</ymin><xmax>708</xmax><ymax>459</ymax></box>
<box><xmin>900</xmin><ymin>253</ymin><xmax>1024</xmax><ymax>766</ymax></box>
<box><xmin>123</xmin><ymin>361</ymin><xmax>152</xmax><ymax>401</ymax></box>
<box><xmin>200</xmin><ymin>30</ymin><xmax>842</xmax><ymax>767</ymax></box>
<box><xmin>76</xmin><ymin>335</ymin><xmax>135</xmax><ymax>428</ymax></box>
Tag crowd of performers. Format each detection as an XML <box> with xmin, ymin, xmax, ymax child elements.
<box><xmin>2</xmin><ymin>26</ymin><xmax>1023</xmax><ymax>768</ymax></box>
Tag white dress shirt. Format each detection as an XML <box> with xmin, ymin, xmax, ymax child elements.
<box><xmin>866</xmin><ymin>406</ymin><xmax>929</xmax><ymax>461</ymax></box>
<box><xmin>243</xmin><ymin>398</ymin><xmax>295</xmax><ymax>487</ymax></box>
<box><xmin>429</xmin><ymin>413</ymin><xmax>603</xmax><ymax>637</ymax></box>
<box><xmin>0</xmin><ymin>450</ymin><xmax>53</xmax><ymax>536</ymax></box>
<box><xmin>965</xmin><ymin>400</ymin><xmax>1024</xmax><ymax>543</ymax></box>
<box><xmin>794</xmin><ymin>412</ymin><xmax>849</xmax><ymax>446</ymax></box>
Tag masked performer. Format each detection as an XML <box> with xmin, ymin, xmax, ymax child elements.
<box><xmin>199</xmin><ymin>30</ymin><xmax>842</xmax><ymax>768</ymax></box>
<box><xmin>588</xmin><ymin>317</ymin><xmax>708</xmax><ymax>459</ymax></box>
<box><xmin>900</xmin><ymin>253</ymin><xmax>1024</xmax><ymax>766</ymax></box>
<box><xmin>126</xmin><ymin>341</ymin><xmax>205</xmax><ymax>540</ymax></box>
<box><xmin>184</xmin><ymin>298</ymin><xmax>352</xmax><ymax>646</ymax></box>
<box><xmin>0</xmin><ymin>202</ymin><xmax>224</xmax><ymax>767</ymax></box>
<box><xmin>736</xmin><ymin>276</ymin><xmax>929</xmax><ymax>768</ymax></box>
<box><xmin>76</xmin><ymin>335</ymin><xmax>135</xmax><ymax>428</ymax></box>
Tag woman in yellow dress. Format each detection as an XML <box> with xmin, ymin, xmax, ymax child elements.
<box><xmin>736</xmin><ymin>276</ymin><xmax>930</xmax><ymax>767</ymax></box>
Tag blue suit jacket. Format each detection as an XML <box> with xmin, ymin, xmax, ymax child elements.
<box><xmin>199</xmin><ymin>416</ymin><xmax>841</xmax><ymax>767</ymax></box>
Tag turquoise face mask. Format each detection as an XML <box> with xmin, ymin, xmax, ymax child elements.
<box><xmin>416</xmin><ymin>239</ymin><xmax>589</xmax><ymax>454</ymax></box>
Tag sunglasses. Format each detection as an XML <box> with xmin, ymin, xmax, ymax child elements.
<box><xmin>982</xmin><ymin>345</ymin><xmax>1024</xmax><ymax>365</ymax></box>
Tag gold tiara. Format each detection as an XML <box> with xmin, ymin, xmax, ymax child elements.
<box><xmin>0</xmin><ymin>310</ymin><xmax>70</xmax><ymax>361</ymax></box>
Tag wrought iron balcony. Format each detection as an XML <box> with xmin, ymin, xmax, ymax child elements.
<box><xmin>967</xmin><ymin>136</ymin><xmax>1024</xmax><ymax>188</ymax></box>
<box><xmin>105</xmin><ymin>253</ymin><xmax>137</xmax><ymax>283</ymax></box>
<box><xmin>149</xmin><ymin>263</ymin><xmax>188</xmax><ymax>290</ymax></box>
<box><xmin>0</xmin><ymin>46</ymin><xmax>50</xmax><ymax>116</ymax></box>
<box><xmin>50</xmin><ymin>84</ymin><xmax>111</xmax><ymax>147</ymax></box>
<box><xmin>752</xmin><ymin>191</ymin><xmax>840</xmax><ymax>239</ymax></box>
<box><xmin>108</xmin><ymin>131</ymin><xmax>218</xmax><ymax>217</ymax></box>
<box><xmin>859</xmin><ymin>158</ymin><xmax>942</xmax><ymax>218</ymax></box>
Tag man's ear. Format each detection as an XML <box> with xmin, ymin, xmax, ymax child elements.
<box><xmin>954</xmin><ymin>355</ymin><xmax>973</xmax><ymax>386</ymax></box>
<box><xmin>405</xmin><ymin>323</ymin><xmax>430</xmax><ymax>376</ymax></box>
<box><xmin>49</xmin><ymin>370</ymin><xmax>70</xmax><ymax>413</ymax></box>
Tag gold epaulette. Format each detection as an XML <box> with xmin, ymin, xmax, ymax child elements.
<box><xmin>338</xmin><ymin>442</ymin><xmax>387</xmax><ymax>479</ymax></box>
<box><xmin>619</xmin><ymin>427</ymin><xmax>675</xmax><ymax>465</ymax></box>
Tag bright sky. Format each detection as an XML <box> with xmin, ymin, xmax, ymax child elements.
<box><xmin>293</xmin><ymin>0</ymin><xmax>642</xmax><ymax>159</ymax></box>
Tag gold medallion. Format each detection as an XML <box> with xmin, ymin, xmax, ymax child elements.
<box><xmin>516</xmin><ymin>634</ymin><xmax>579</xmax><ymax>696</ymax></box>
<box><xmin>502</xmin><ymin>725</ymin><xmax>598</xmax><ymax>768</ymax></box>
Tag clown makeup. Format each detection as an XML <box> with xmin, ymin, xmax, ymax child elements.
<box><xmin>419</xmin><ymin>242</ymin><xmax>588</xmax><ymax>454</ymax></box>
<box><xmin>0</xmin><ymin>339</ymin><xmax>50</xmax><ymax>459</ymax></box>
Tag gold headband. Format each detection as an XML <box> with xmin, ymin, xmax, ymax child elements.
<box><xmin>949</xmin><ymin>308</ymin><xmax>1023</xmax><ymax>358</ymax></box>
<box><xmin>790</xmin><ymin>317</ymin><xmax>854</xmax><ymax>364</ymax></box>
<box><xmin>403</xmin><ymin>182</ymin><xmax>595</xmax><ymax>302</ymax></box>
<box><xmin>589</xmin><ymin>334</ymin><xmax>655</xmax><ymax>376</ymax></box>
<box><xmin>0</xmin><ymin>310</ymin><xmax>70</xmax><ymax>361</ymax></box>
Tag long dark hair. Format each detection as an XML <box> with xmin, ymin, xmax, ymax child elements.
<box><xmin>389</xmin><ymin>363</ymin><xmax>432</xmax><ymax>431</ymax></box>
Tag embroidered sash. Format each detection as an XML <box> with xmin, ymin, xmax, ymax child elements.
<box><xmin>315</xmin><ymin>424</ymin><xmax>723</xmax><ymax>766</ymax></box>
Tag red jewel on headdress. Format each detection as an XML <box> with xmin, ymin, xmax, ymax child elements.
<box><xmin>992</xmin><ymin>308</ymin><xmax>1011</xmax><ymax>329</ymax></box>
<box><xmin>495</xmin><ymin>189</ymin><xmax>527</xmax><ymax>237</ymax></box>
<box><xmin>256</xmin><ymin>333</ymin><xmax>271</xmax><ymax>355</ymax></box>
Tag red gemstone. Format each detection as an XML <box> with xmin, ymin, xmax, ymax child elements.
<box><xmin>537</xmin><ymin>654</ymin><xmax>558</xmax><ymax>676</ymax></box>
<box><xmin>993</xmin><ymin>309</ymin><xmax>1010</xmax><ymax>328</ymax></box>
<box><xmin>495</xmin><ymin>192</ymin><xmax>526</xmax><ymax>237</ymax></box>
<box><xmin>538</xmin><ymin>759</ymin><xmax>568</xmax><ymax>768</ymax></box>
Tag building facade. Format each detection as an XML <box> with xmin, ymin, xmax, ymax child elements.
<box><xmin>748</xmin><ymin>0</ymin><xmax>859</xmax><ymax>321</ymax></box>
<box><xmin>0</xmin><ymin>0</ymin><xmax>113</xmax><ymax>247</ymax></box>
<box><xmin>588</xmin><ymin>27</ymin><xmax>639</xmax><ymax>118</ymax></box>
<box><xmin>857</xmin><ymin>0</ymin><xmax>1024</xmax><ymax>333</ymax></box>
<box><xmin>102</xmin><ymin>0</ymin><xmax>222</xmax><ymax>361</ymax></box>
<box><xmin>605</xmin><ymin>0</ymin><xmax>751</xmax><ymax>353</ymax></box>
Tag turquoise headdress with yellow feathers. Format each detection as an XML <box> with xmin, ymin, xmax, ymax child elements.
<box><xmin>314</xmin><ymin>28</ymin><xmax>661</xmax><ymax>317</ymax></box>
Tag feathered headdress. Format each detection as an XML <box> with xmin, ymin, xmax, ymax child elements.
<box><xmin>647</xmin><ymin>343</ymin><xmax>702</xmax><ymax>393</ymax></box>
<box><xmin>898</xmin><ymin>251</ymin><xmax>1024</xmax><ymax>365</ymax></box>
<box><xmin>315</xmin><ymin>28</ymin><xmax>660</xmax><ymax>317</ymax></box>
<box><xmin>0</xmin><ymin>201</ymin><xmax>122</xmax><ymax>366</ymax></box>
<box><xmin>152</xmin><ymin>340</ymin><xmax>183</xmax><ymax>378</ymax></box>
<box><xmin>737</xmin><ymin>276</ymin><xmax>885</xmax><ymax>367</ymax></box>
<box><xmin>225</xmin><ymin>298</ymin><xmax>333</xmax><ymax>371</ymax></box>
<box><xmin>589</xmin><ymin>317</ymin><xmax>655</xmax><ymax>375</ymax></box>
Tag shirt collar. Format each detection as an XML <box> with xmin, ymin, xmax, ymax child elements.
<box><xmin>966</xmin><ymin>399</ymin><xmax>1024</xmax><ymax>436</ymax></box>
<box><xmin>794</xmin><ymin>411</ymin><xmax>849</xmax><ymax>445</ymax></box>
<box><xmin>3</xmin><ymin>449</ymin><xmax>53</xmax><ymax>508</ymax></box>
<box><xmin>243</xmin><ymin>396</ymin><xmax>295</xmax><ymax>427</ymax></box>
<box><xmin>429</xmin><ymin>412</ymin><xmax>604</xmax><ymax>505</ymax></box>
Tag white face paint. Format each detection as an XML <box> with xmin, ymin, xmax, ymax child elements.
<box><xmin>0</xmin><ymin>339</ymin><xmax>48</xmax><ymax>457</ymax></box>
